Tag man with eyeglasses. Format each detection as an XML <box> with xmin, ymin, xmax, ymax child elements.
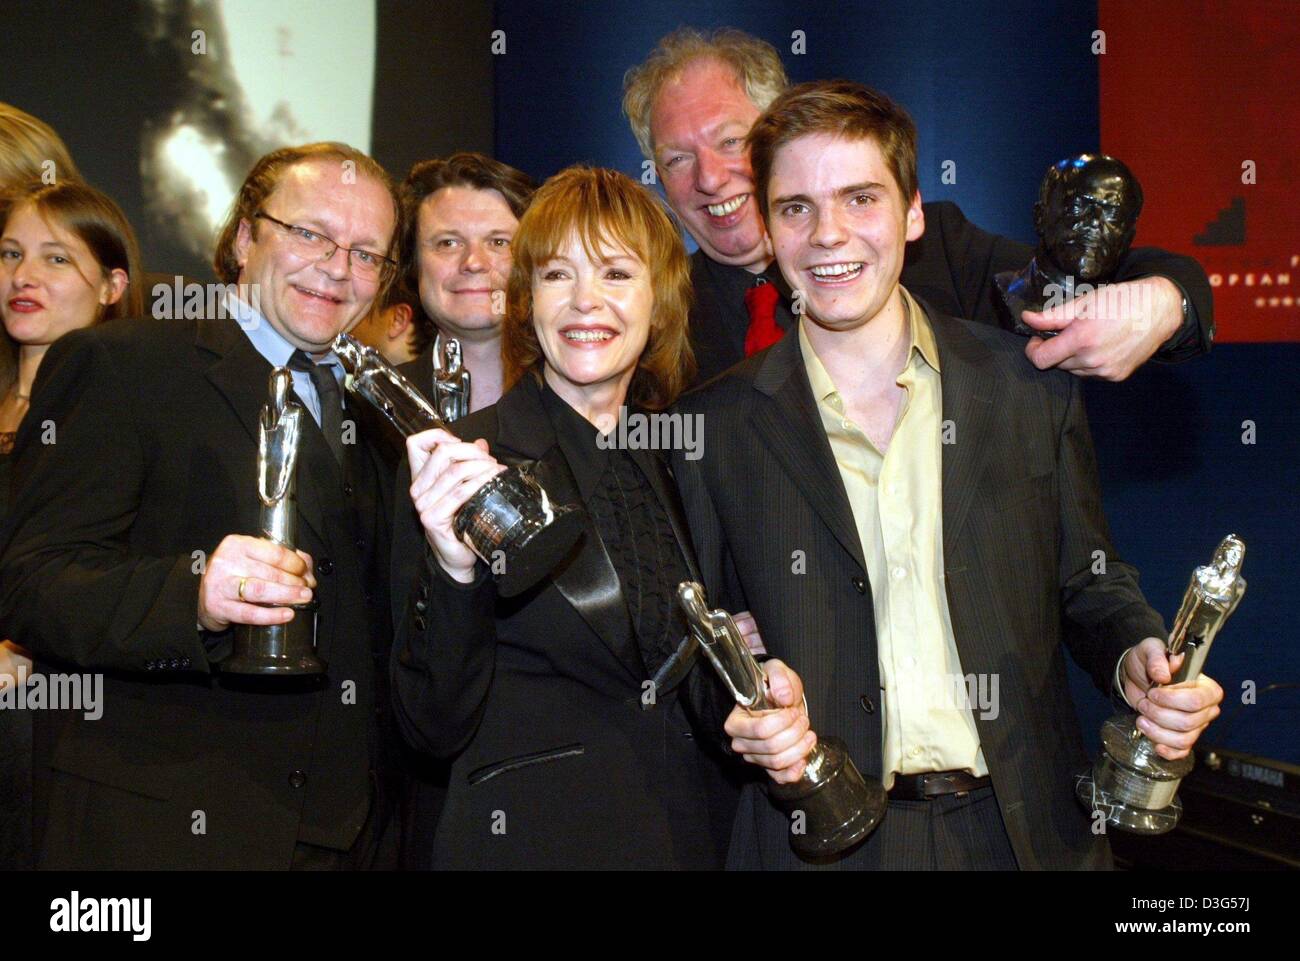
<box><xmin>0</xmin><ymin>142</ymin><xmax>405</xmax><ymax>869</ymax></box>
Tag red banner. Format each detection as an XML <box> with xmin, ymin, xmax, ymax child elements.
<box><xmin>1100</xmin><ymin>0</ymin><xmax>1299</xmax><ymax>342</ymax></box>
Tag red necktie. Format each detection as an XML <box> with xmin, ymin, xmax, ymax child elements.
<box><xmin>743</xmin><ymin>280</ymin><xmax>783</xmax><ymax>356</ymax></box>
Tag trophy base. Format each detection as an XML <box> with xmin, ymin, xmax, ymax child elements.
<box><xmin>1075</xmin><ymin>768</ymin><xmax>1183</xmax><ymax>835</ymax></box>
<box><xmin>769</xmin><ymin>736</ymin><xmax>887</xmax><ymax>859</ymax></box>
<box><xmin>495</xmin><ymin>509</ymin><xmax>585</xmax><ymax>597</ymax></box>
<box><xmin>1075</xmin><ymin>714</ymin><xmax>1188</xmax><ymax>835</ymax></box>
<box><xmin>455</xmin><ymin>468</ymin><xmax>585</xmax><ymax>598</ymax></box>
<box><xmin>222</xmin><ymin>601</ymin><xmax>326</xmax><ymax>675</ymax></box>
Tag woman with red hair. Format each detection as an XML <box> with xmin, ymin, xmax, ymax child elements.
<box><xmin>390</xmin><ymin>166</ymin><xmax>738</xmax><ymax>869</ymax></box>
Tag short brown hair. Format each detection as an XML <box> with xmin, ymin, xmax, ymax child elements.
<box><xmin>0</xmin><ymin>103</ymin><xmax>82</xmax><ymax>188</ymax></box>
<box><xmin>400</xmin><ymin>152</ymin><xmax>535</xmax><ymax>292</ymax></box>
<box><xmin>502</xmin><ymin>166</ymin><xmax>693</xmax><ymax>411</ymax></box>
<box><xmin>747</xmin><ymin>80</ymin><xmax>919</xmax><ymax>224</ymax></box>
<box><xmin>0</xmin><ymin>179</ymin><xmax>142</xmax><ymax>396</ymax></box>
<box><xmin>622</xmin><ymin>28</ymin><xmax>789</xmax><ymax>161</ymax></box>
<box><xmin>213</xmin><ymin>142</ymin><xmax>400</xmax><ymax>288</ymax></box>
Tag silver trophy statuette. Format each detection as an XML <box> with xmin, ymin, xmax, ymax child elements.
<box><xmin>431</xmin><ymin>332</ymin><xmax>471</xmax><ymax>423</ymax></box>
<box><xmin>222</xmin><ymin>368</ymin><xmax>325</xmax><ymax>675</ymax></box>
<box><xmin>332</xmin><ymin>333</ymin><xmax>583</xmax><ymax>597</ymax></box>
<box><xmin>676</xmin><ymin>581</ymin><xmax>887</xmax><ymax>859</ymax></box>
<box><xmin>1077</xmin><ymin>534</ymin><xmax>1247</xmax><ymax>834</ymax></box>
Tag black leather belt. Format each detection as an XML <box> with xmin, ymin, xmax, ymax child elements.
<box><xmin>888</xmin><ymin>770</ymin><xmax>990</xmax><ymax>801</ymax></box>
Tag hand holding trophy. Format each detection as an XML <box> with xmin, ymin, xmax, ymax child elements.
<box><xmin>222</xmin><ymin>368</ymin><xmax>325</xmax><ymax>675</ymax></box>
<box><xmin>1077</xmin><ymin>535</ymin><xmax>1246</xmax><ymax>833</ymax></box>
<box><xmin>332</xmin><ymin>333</ymin><xmax>582</xmax><ymax>596</ymax></box>
<box><xmin>676</xmin><ymin>581</ymin><xmax>887</xmax><ymax>858</ymax></box>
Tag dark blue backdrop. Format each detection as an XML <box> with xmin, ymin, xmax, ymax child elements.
<box><xmin>494</xmin><ymin>0</ymin><xmax>1099</xmax><ymax>245</ymax></box>
<box><xmin>493</xmin><ymin>0</ymin><xmax>1298</xmax><ymax>764</ymax></box>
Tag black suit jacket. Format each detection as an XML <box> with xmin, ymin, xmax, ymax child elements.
<box><xmin>0</xmin><ymin>316</ymin><xmax>395</xmax><ymax>869</ymax></box>
<box><xmin>389</xmin><ymin>374</ymin><xmax>737</xmax><ymax>869</ymax></box>
<box><xmin>688</xmin><ymin>199</ymin><xmax>1214</xmax><ymax>384</ymax></box>
<box><xmin>672</xmin><ymin>300</ymin><xmax>1166</xmax><ymax>870</ymax></box>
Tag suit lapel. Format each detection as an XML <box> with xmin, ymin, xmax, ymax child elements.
<box><xmin>196</xmin><ymin>317</ymin><xmax>332</xmax><ymax>552</ymax></box>
<box><xmin>495</xmin><ymin>378</ymin><xmax>645</xmax><ymax>682</ymax></box>
<box><xmin>925</xmin><ymin>302</ymin><xmax>1005</xmax><ymax>564</ymax></box>
<box><xmin>627</xmin><ymin>445</ymin><xmax>702</xmax><ymax>585</ymax></box>
<box><xmin>750</xmin><ymin>333</ymin><xmax>867</xmax><ymax>573</ymax></box>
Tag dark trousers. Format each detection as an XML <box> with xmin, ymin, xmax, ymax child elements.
<box><xmin>874</xmin><ymin>785</ymin><xmax>1019</xmax><ymax>870</ymax></box>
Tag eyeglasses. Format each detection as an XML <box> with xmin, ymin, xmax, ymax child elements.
<box><xmin>254</xmin><ymin>211</ymin><xmax>396</xmax><ymax>281</ymax></box>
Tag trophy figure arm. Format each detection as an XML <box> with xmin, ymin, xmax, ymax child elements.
<box><xmin>0</xmin><ymin>333</ymin><xmax>213</xmax><ymax>674</ymax></box>
<box><xmin>1054</xmin><ymin>374</ymin><xmax>1166</xmax><ymax>693</ymax></box>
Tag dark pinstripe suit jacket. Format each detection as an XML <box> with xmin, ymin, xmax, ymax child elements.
<box><xmin>671</xmin><ymin>299</ymin><xmax>1166</xmax><ymax>870</ymax></box>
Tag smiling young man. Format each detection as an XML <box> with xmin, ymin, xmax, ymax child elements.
<box><xmin>0</xmin><ymin>142</ymin><xmax>407</xmax><ymax>869</ymax></box>
<box><xmin>623</xmin><ymin>28</ymin><xmax>1214</xmax><ymax>385</ymax></box>
<box><xmin>671</xmin><ymin>82</ymin><xmax>1224</xmax><ymax>870</ymax></box>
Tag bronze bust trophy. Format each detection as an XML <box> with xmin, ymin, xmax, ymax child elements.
<box><xmin>996</xmin><ymin>154</ymin><xmax>1143</xmax><ymax>337</ymax></box>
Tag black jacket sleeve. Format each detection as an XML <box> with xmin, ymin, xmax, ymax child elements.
<box><xmin>1053</xmin><ymin>372</ymin><xmax>1167</xmax><ymax>693</ymax></box>
<box><xmin>0</xmin><ymin>330</ymin><xmax>210</xmax><ymax>672</ymax></box>
<box><xmin>388</xmin><ymin>457</ymin><xmax>499</xmax><ymax>759</ymax></box>
<box><xmin>912</xmin><ymin>200</ymin><xmax>1213</xmax><ymax>364</ymax></box>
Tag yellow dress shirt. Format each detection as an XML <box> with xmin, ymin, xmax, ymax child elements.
<box><xmin>799</xmin><ymin>288</ymin><xmax>989</xmax><ymax>788</ymax></box>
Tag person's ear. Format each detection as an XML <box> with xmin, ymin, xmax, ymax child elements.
<box><xmin>99</xmin><ymin>268</ymin><xmax>129</xmax><ymax>308</ymax></box>
<box><xmin>905</xmin><ymin>190</ymin><xmax>925</xmax><ymax>243</ymax></box>
<box><xmin>387</xmin><ymin>303</ymin><xmax>413</xmax><ymax>341</ymax></box>
<box><xmin>234</xmin><ymin>217</ymin><xmax>255</xmax><ymax>270</ymax></box>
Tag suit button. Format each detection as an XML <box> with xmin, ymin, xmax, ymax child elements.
<box><xmin>414</xmin><ymin>614</ymin><xmax>427</xmax><ymax>631</ymax></box>
<box><xmin>318</xmin><ymin>558</ymin><xmax>334</xmax><ymax>576</ymax></box>
<box><xmin>851</xmin><ymin>576</ymin><xmax>866</xmax><ymax>594</ymax></box>
<box><xmin>860</xmin><ymin>694</ymin><xmax>876</xmax><ymax>714</ymax></box>
<box><xmin>414</xmin><ymin>599</ymin><xmax>427</xmax><ymax>613</ymax></box>
<box><xmin>355</xmin><ymin>538</ymin><xmax>365</xmax><ymax>552</ymax></box>
<box><xmin>419</xmin><ymin>581</ymin><xmax>430</xmax><ymax>601</ymax></box>
<box><xmin>344</xmin><ymin>483</ymin><xmax>354</xmax><ymax>497</ymax></box>
<box><xmin>289</xmin><ymin>770</ymin><xmax>307</xmax><ymax>789</ymax></box>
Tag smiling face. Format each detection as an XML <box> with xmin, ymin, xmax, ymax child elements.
<box><xmin>233</xmin><ymin>158</ymin><xmax>395</xmax><ymax>353</ymax></box>
<box><xmin>767</xmin><ymin>133</ymin><xmax>923</xmax><ymax>333</ymax></box>
<box><xmin>0</xmin><ymin>202</ymin><xmax>126</xmax><ymax>346</ymax></box>
<box><xmin>650</xmin><ymin>57</ymin><xmax>769</xmax><ymax>270</ymax></box>
<box><xmin>533</xmin><ymin>232</ymin><xmax>654</xmax><ymax>412</ymax></box>
<box><xmin>415</xmin><ymin>185</ymin><xmax>518</xmax><ymax>342</ymax></box>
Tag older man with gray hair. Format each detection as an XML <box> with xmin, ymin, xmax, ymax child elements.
<box><xmin>623</xmin><ymin>27</ymin><xmax>1213</xmax><ymax>384</ymax></box>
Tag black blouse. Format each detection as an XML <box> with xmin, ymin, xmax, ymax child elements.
<box><xmin>538</xmin><ymin>384</ymin><xmax>688</xmax><ymax>670</ymax></box>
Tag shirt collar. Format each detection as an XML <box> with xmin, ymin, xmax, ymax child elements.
<box><xmin>538</xmin><ymin>379</ymin><xmax>611</xmax><ymax>503</ymax></box>
<box><xmin>798</xmin><ymin>285</ymin><xmax>940</xmax><ymax>403</ymax></box>
<box><xmin>225</xmin><ymin>292</ymin><xmax>339</xmax><ymax>371</ymax></box>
